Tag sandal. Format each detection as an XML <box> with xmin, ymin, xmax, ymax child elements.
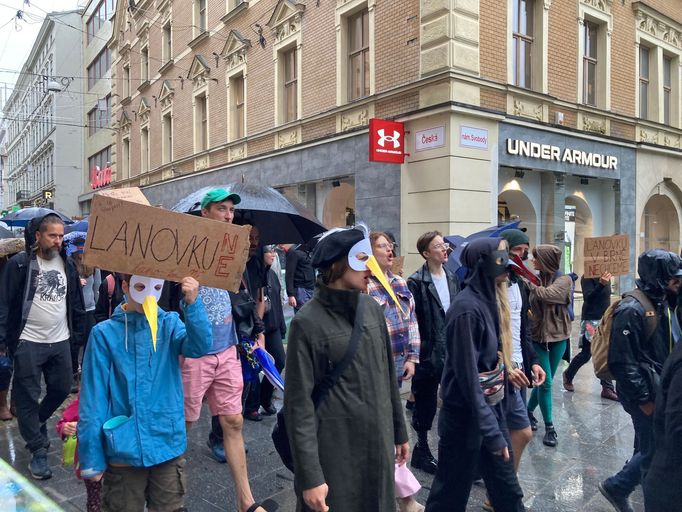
<box><xmin>245</xmin><ymin>499</ymin><xmax>279</xmax><ymax>512</ymax></box>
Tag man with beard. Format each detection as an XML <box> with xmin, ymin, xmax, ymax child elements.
<box><xmin>0</xmin><ymin>213</ymin><xmax>85</xmax><ymax>479</ymax></box>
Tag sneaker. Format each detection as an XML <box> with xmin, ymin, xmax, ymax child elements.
<box><xmin>598</xmin><ymin>481</ymin><xmax>634</xmax><ymax>512</ymax></box>
<box><xmin>28</xmin><ymin>448</ymin><xmax>52</xmax><ymax>480</ymax></box>
<box><xmin>244</xmin><ymin>410</ymin><xmax>263</xmax><ymax>422</ymax></box>
<box><xmin>206</xmin><ymin>440</ymin><xmax>226</xmax><ymax>464</ymax></box>
<box><xmin>563</xmin><ymin>373</ymin><xmax>575</xmax><ymax>392</ymax></box>
<box><xmin>543</xmin><ymin>425</ymin><xmax>558</xmax><ymax>447</ymax></box>
<box><xmin>260</xmin><ymin>404</ymin><xmax>277</xmax><ymax>416</ymax></box>
<box><xmin>410</xmin><ymin>443</ymin><xmax>438</xmax><ymax>475</ymax></box>
<box><xmin>601</xmin><ymin>387</ymin><xmax>619</xmax><ymax>402</ymax></box>
<box><xmin>528</xmin><ymin>411</ymin><xmax>538</xmax><ymax>431</ymax></box>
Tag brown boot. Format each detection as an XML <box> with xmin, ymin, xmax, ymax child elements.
<box><xmin>0</xmin><ymin>390</ymin><xmax>13</xmax><ymax>420</ymax></box>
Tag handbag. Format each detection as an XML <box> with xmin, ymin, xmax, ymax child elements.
<box><xmin>272</xmin><ymin>299</ymin><xmax>367</xmax><ymax>473</ymax></box>
<box><xmin>479</xmin><ymin>353</ymin><xmax>506</xmax><ymax>406</ymax></box>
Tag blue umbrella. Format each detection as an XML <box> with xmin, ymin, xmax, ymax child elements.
<box><xmin>65</xmin><ymin>218</ymin><xmax>88</xmax><ymax>234</ymax></box>
<box><xmin>254</xmin><ymin>348</ymin><xmax>284</xmax><ymax>392</ymax></box>
<box><xmin>444</xmin><ymin>220</ymin><xmax>522</xmax><ymax>278</ymax></box>
<box><xmin>0</xmin><ymin>207</ymin><xmax>73</xmax><ymax>228</ymax></box>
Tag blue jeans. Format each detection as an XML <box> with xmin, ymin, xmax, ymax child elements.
<box><xmin>605</xmin><ymin>399</ymin><xmax>654</xmax><ymax>496</ymax></box>
<box><xmin>294</xmin><ymin>287</ymin><xmax>313</xmax><ymax>313</ymax></box>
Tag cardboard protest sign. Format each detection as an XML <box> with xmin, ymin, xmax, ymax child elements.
<box><xmin>583</xmin><ymin>235</ymin><xmax>630</xmax><ymax>278</ymax></box>
<box><xmin>83</xmin><ymin>194</ymin><xmax>250</xmax><ymax>292</ymax></box>
<box><xmin>391</xmin><ymin>256</ymin><xmax>405</xmax><ymax>276</ymax></box>
<box><xmin>96</xmin><ymin>187</ymin><xmax>150</xmax><ymax>205</ymax></box>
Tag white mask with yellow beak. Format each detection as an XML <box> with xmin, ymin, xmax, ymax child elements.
<box><xmin>128</xmin><ymin>275</ymin><xmax>164</xmax><ymax>351</ymax></box>
<box><xmin>347</xmin><ymin>224</ymin><xmax>405</xmax><ymax>316</ymax></box>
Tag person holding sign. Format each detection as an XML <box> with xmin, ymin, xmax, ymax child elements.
<box><xmin>563</xmin><ymin>273</ymin><xmax>618</xmax><ymax>401</ymax></box>
<box><xmin>78</xmin><ymin>274</ymin><xmax>212</xmax><ymax>512</ymax></box>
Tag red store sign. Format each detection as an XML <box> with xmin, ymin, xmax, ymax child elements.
<box><xmin>91</xmin><ymin>165</ymin><xmax>112</xmax><ymax>190</ymax></box>
<box><xmin>368</xmin><ymin>118</ymin><xmax>405</xmax><ymax>164</ymax></box>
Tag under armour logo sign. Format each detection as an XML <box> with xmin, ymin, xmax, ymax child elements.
<box><xmin>377</xmin><ymin>129</ymin><xmax>401</xmax><ymax>149</ymax></box>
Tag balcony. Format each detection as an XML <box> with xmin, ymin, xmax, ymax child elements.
<box><xmin>15</xmin><ymin>190</ymin><xmax>31</xmax><ymax>201</ymax></box>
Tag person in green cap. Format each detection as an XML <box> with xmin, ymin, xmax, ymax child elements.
<box><xmin>180</xmin><ymin>188</ymin><xmax>276</xmax><ymax>512</ymax></box>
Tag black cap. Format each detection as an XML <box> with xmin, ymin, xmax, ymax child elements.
<box><xmin>311</xmin><ymin>228</ymin><xmax>365</xmax><ymax>269</ymax></box>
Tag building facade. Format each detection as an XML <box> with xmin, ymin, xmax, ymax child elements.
<box><xmin>102</xmin><ymin>0</ymin><xmax>681</xmax><ymax>286</ymax></box>
<box><xmin>80</xmin><ymin>0</ymin><xmax>116</xmax><ymax>211</ymax></box>
<box><xmin>2</xmin><ymin>11</ymin><xmax>85</xmax><ymax>218</ymax></box>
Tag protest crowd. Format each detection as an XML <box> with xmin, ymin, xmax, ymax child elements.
<box><xmin>1</xmin><ymin>186</ymin><xmax>682</xmax><ymax>512</ymax></box>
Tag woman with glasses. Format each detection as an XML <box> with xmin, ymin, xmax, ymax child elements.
<box><xmin>407</xmin><ymin>231</ymin><xmax>460</xmax><ymax>475</ymax></box>
<box><xmin>369</xmin><ymin>232</ymin><xmax>424</xmax><ymax>512</ymax></box>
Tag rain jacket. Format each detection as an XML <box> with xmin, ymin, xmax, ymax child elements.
<box><xmin>78</xmin><ymin>300</ymin><xmax>212</xmax><ymax>477</ymax></box>
<box><xmin>528</xmin><ymin>245</ymin><xmax>572</xmax><ymax>344</ymax></box>
<box><xmin>407</xmin><ymin>263</ymin><xmax>460</xmax><ymax>375</ymax></box>
<box><xmin>440</xmin><ymin>238</ymin><xmax>508</xmax><ymax>453</ymax></box>
<box><xmin>0</xmin><ymin>214</ymin><xmax>85</xmax><ymax>353</ymax></box>
<box><xmin>608</xmin><ymin>249</ymin><xmax>678</xmax><ymax>405</ymax></box>
<box><xmin>284</xmin><ymin>279</ymin><xmax>407</xmax><ymax>512</ymax></box>
<box><xmin>644</xmin><ymin>338</ymin><xmax>682</xmax><ymax>510</ymax></box>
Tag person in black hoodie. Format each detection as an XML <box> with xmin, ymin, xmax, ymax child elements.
<box><xmin>563</xmin><ymin>273</ymin><xmax>618</xmax><ymax>400</ymax></box>
<box><xmin>285</xmin><ymin>243</ymin><xmax>315</xmax><ymax>313</ymax></box>
<box><xmin>425</xmin><ymin>238</ymin><xmax>525</xmax><ymax>512</ymax></box>
<box><xmin>0</xmin><ymin>213</ymin><xmax>85</xmax><ymax>480</ymax></box>
<box><xmin>599</xmin><ymin>249</ymin><xmax>682</xmax><ymax>512</ymax></box>
<box><xmin>643</xmin><ymin>332</ymin><xmax>682</xmax><ymax>511</ymax></box>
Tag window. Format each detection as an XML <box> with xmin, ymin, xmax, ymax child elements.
<box><xmin>122</xmin><ymin>137</ymin><xmax>131</xmax><ymax>177</ymax></box>
<box><xmin>87</xmin><ymin>0</ymin><xmax>116</xmax><ymax>45</ymax></box>
<box><xmin>196</xmin><ymin>0</ymin><xmax>207</xmax><ymax>34</ymax></box>
<box><xmin>230</xmin><ymin>74</ymin><xmax>245</xmax><ymax>140</ymax></box>
<box><xmin>140</xmin><ymin>127</ymin><xmax>150</xmax><ymax>173</ymax></box>
<box><xmin>87</xmin><ymin>48</ymin><xmax>111</xmax><ymax>89</ymax></box>
<box><xmin>195</xmin><ymin>93</ymin><xmax>208</xmax><ymax>151</ymax></box>
<box><xmin>512</xmin><ymin>0</ymin><xmax>534</xmax><ymax>88</ymax></box>
<box><xmin>87</xmin><ymin>95</ymin><xmax>111</xmax><ymax>136</ymax></box>
<box><xmin>639</xmin><ymin>46</ymin><xmax>650</xmax><ymax>120</ymax></box>
<box><xmin>663</xmin><ymin>56</ymin><xmax>672</xmax><ymax>126</ymax></box>
<box><xmin>141</xmin><ymin>46</ymin><xmax>149</xmax><ymax>82</ymax></box>
<box><xmin>123</xmin><ymin>64</ymin><xmax>130</xmax><ymax>98</ymax></box>
<box><xmin>283</xmin><ymin>48</ymin><xmax>297</xmax><ymax>123</ymax></box>
<box><xmin>162</xmin><ymin>22</ymin><xmax>172</xmax><ymax>64</ymax></box>
<box><xmin>348</xmin><ymin>9</ymin><xmax>369</xmax><ymax>101</ymax></box>
<box><xmin>582</xmin><ymin>21</ymin><xmax>598</xmax><ymax>106</ymax></box>
<box><xmin>162</xmin><ymin>113</ymin><xmax>172</xmax><ymax>164</ymax></box>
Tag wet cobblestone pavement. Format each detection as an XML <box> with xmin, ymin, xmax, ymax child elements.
<box><xmin>0</xmin><ymin>334</ymin><xmax>642</xmax><ymax>511</ymax></box>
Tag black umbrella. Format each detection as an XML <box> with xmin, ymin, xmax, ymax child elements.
<box><xmin>0</xmin><ymin>225</ymin><xmax>15</xmax><ymax>239</ymax></box>
<box><xmin>170</xmin><ymin>183</ymin><xmax>327</xmax><ymax>245</ymax></box>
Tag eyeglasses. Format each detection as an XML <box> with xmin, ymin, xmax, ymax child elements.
<box><xmin>431</xmin><ymin>242</ymin><xmax>450</xmax><ymax>251</ymax></box>
<box><xmin>375</xmin><ymin>242</ymin><xmax>395</xmax><ymax>250</ymax></box>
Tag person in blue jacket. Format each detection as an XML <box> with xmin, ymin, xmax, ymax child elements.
<box><xmin>78</xmin><ymin>273</ymin><xmax>212</xmax><ymax>512</ymax></box>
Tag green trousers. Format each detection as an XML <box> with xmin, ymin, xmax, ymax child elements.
<box><xmin>527</xmin><ymin>340</ymin><xmax>568</xmax><ymax>425</ymax></box>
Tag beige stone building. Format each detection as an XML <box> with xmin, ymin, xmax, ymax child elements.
<box><xmin>97</xmin><ymin>0</ymin><xmax>681</xmax><ymax>283</ymax></box>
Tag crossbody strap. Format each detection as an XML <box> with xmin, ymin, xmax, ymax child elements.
<box><xmin>312</xmin><ymin>298</ymin><xmax>366</xmax><ymax>408</ymax></box>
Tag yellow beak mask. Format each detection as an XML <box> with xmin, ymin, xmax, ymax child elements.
<box><xmin>128</xmin><ymin>275</ymin><xmax>164</xmax><ymax>351</ymax></box>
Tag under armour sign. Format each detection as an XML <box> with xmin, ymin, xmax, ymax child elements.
<box><xmin>369</xmin><ymin>118</ymin><xmax>405</xmax><ymax>164</ymax></box>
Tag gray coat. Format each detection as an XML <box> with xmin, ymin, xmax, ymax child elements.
<box><xmin>284</xmin><ymin>281</ymin><xmax>408</xmax><ymax>512</ymax></box>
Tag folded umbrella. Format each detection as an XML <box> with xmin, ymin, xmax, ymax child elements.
<box><xmin>254</xmin><ymin>347</ymin><xmax>284</xmax><ymax>392</ymax></box>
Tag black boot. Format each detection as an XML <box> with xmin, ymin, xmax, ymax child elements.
<box><xmin>543</xmin><ymin>424</ymin><xmax>558</xmax><ymax>447</ymax></box>
<box><xmin>411</xmin><ymin>442</ymin><xmax>438</xmax><ymax>475</ymax></box>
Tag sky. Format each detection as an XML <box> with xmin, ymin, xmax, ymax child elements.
<box><xmin>0</xmin><ymin>0</ymin><xmax>85</xmax><ymax>108</ymax></box>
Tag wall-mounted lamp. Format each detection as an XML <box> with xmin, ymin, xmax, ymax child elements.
<box><xmin>332</xmin><ymin>180</ymin><xmax>341</xmax><ymax>187</ymax></box>
<box><xmin>514</xmin><ymin>170</ymin><xmax>525</xmax><ymax>179</ymax></box>
<box><xmin>212</xmin><ymin>52</ymin><xmax>220</xmax><ymax>68</ymax></box>
<box><xmin>580</xmin><ymin>178</ymin><xmax>589</xmax><ymax>185</ymax></box>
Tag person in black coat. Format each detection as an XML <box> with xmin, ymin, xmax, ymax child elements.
<box><xmin>285</xmin><ymin>244</ymin><xmax>315</xmax><ymax>313</ymax></box>
<box><xmin>407</xmin><ymin>231</ymin><xmax>460</xmax><ymax>474</ymax></box>
<box><xmin>93</xmin><ymin>271</ymin><xmax>125</xmax><ymax>323</ymax></box>
<box><xmin>244</xmin><ymin>245</ymin><xmax>287</xmax><ymax>417</ymax></box>
<box><xmin>425</xmin><ymin>237</ymin><xmax>525</xmax><ymax>512</ymax></box>
<box><xmin>643</xmin><ymin>334</ymin><xmax>682</xmax><ymax>511</ymax></box>
<box><xmin>562</xmin><ymin>273</ymin><xmax>617</xmax><ymax>400</ymax></box>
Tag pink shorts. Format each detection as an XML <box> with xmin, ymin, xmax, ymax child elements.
<box><xmin>181</xmin><ymin>345</ymin><xmax>244</xmax><ymax>421</ymax></box>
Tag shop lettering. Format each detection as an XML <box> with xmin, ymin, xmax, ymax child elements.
<box><xmin>506</xmin><ymin>139</ymin><xmax>618</xmax><ymax>170</ymax></box>
<box><xmin>91</xmin><ymin>165</ymin><xmax>112</xmax><ymax>189</ymax></box>
<box><xmin>422</xmin><ymin>133</ymin><xmax>439</xmax><ymax>144</ymax></box>
<box><xmin>461</xmin><ymin>133</ymin><xmax>487</xmax><ymax>145</ymax></box>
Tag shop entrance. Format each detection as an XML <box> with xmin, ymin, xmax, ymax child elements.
<box><xmin>323</xmin><ymin>182</ymin><xmax>356</xmax><ymax>228</ymax></box>
<box><xmin>641</xmin><ymin>194</ymin><xmax>680</xmax><ymax>253</ymax></box>
<box><xmin>498</xmin><ymin>189</ymin><xmax>537</xmax><ymax>245</ymax></box>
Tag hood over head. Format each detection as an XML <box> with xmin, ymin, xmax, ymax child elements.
<box><xmin>533</xmin><ymin>244</ymin><xmax>562</xmax><ymax>274</ymax></box>
<box><xmin>636</xmin><ymin>249</ymin><xmax>682</xmax><ymax>300</ymax></box>
<box><xmin>461</xmin><ymin>237</ymin><xmax>508</xmax><ymax>307</ymax></box>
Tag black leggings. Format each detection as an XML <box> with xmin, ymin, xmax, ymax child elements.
<box><xmin>564</xmin><ymin>335</ymin><xmax>614</xmax><ymax>389</ymax></box>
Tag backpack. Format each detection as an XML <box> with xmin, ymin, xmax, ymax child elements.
<box><xmin>554</xmin><ymin>271</ymin><xmax>578</xmax><ymax>321</ymax></box>
<box><xmin>591</xmin><ymin>289</ymin><xmax>659</xmax><ymax>381</ymax></box>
